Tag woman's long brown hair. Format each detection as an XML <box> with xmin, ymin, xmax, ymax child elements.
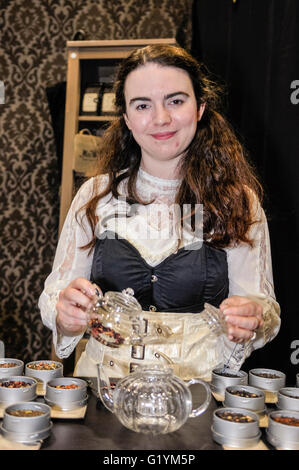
<box><xmin>77</xmin><ymin>44</ymin><xmax>263</xmax><ymax>253</ymax></box>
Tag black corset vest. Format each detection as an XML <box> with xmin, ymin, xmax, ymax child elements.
<box><xmin>90</xmin><ymin>231</ymin><xmax>229</xmax><ymax>313</ymax></box>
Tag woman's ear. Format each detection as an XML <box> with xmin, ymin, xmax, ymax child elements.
<box><xmin>123</xmin><ymin>113</ymin><xmax>131</xmax><ymax>130</ymax></box>
<box><xmin>197</xmin><ymin>102</ymin><xmax>206</xmax><ymax>121</ymax></box>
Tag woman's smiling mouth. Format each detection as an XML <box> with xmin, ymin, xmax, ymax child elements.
<box><xmin>150</xmin><ymin>131</ymin><xmax>177</xmax><ymax>140</ymax></box>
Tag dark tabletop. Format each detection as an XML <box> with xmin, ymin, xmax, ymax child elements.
<box><xmin>40</xmin><ymin>382</ymin><xmax>222</xmax><ymax>451</ymax></box>
<box><xmin>21</xmin><ymin>382</ymin><xmax>284</xmax><ymax>465</ymax></box>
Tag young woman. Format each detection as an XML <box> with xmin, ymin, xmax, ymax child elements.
<box><xmin>39</xmin><ymin>44</ymin><xmax>280</xmax><ymax>380</ymax></box>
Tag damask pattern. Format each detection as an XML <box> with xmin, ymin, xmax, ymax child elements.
<box><xmin>0</xmin><ymin>0</ymin><xmax>193</xmax><ymax>362</ymax></box>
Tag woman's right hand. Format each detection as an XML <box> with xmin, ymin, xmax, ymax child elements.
<box><xmin>56</xmin><ymin>278</ymin><xmax>100</xmax><ymax>336</ymax></box>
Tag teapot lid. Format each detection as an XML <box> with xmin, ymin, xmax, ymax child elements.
<box><xmin>100</xmin><ymin>288</ymin><xmax>142</xmax><ymax>316</ymax></box>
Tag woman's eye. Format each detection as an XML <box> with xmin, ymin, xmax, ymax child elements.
<box><xmin>170</xmin><ymin>99</ymin><xmax>184</xmax><ymax>105</ymax></box>
<box><xmin>136</xmin><ymin>103</ymin><xmax>149</xmax><ymax>110</ymax></box>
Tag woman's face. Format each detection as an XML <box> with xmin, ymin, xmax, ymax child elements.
<box><xmin>123</xmin><ymin>63</ymin><xmax>205</xmax><ymax>172</ymax></box>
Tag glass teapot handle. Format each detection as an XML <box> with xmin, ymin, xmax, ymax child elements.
<box><xmin>185</xmin><ymin>378</ymin><xmax>211</xmax><ymax>418</ymax></box>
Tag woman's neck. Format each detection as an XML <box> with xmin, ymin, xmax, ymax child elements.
<box><xmin>140</xmin><ymin>157</ymin><xmax>182</xmax><ymax>180</ymax></box>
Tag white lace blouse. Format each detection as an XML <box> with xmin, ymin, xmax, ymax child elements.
<box><xmin>39</xmin><ymin>168</ymin><xmax>281</xmax><ymax>368</ymax></box>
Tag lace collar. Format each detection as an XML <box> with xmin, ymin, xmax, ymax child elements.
<box><xmin>135</xmin><ymin>168</ymin><xmax>181</xmax><ymax>204</ymax></box>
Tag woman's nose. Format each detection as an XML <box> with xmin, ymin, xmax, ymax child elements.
<box><xmin>153</xmin><ymin>104</ymin><xmax>171</xmax><ymax>125</ymax></box>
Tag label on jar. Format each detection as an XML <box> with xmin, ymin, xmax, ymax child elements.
<box><xmin>82</xmin><ymin>92</ymin><xmax>98</xmax><ymax>112</ymax></box>
<box><xmin>101</xmin><ymin>92</ymin><xmax>116</xmax><ymax>113</ymax></box>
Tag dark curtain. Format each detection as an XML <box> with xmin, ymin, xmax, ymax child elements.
<box><xmin>192</xmin><ymin>0</ymin><xmax>299</xmax><ymax>383</ymax></box>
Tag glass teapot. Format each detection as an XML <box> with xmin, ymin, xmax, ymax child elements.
<box><xmin>87</xmin><ymin>287</ymin><xmax>145</xmax><ymax>348</ymax></box>
<box><xmin>97</xmin><ymin>363</ymin><xmax>211</xmax><ymax>435</ymax></box>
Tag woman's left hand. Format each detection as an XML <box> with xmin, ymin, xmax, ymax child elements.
<box><xmin>219</xmin><ymin>296</ymin><xmax>264</xmax><ymax>343</ymax></box>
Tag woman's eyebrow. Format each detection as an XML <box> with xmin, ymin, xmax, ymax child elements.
<box><xmin>165</xmin><ymin>91</ymin><xmax>189</xmax><ymax>99</ymax></box>
<box><xmin>129</xmin><ymin>96</ymin><xmax>151</xmax><ymax>105</ymax></box>
<box><xmin>129</xmin><ymin>91</ymin><xmax>189</xmax><ymax>106</ymax></box>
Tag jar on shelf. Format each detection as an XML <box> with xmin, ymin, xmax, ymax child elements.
<box><xmin>81</xmin><ymin>83</ymin><xmax>101</xmax><ymax>115</ymax></box>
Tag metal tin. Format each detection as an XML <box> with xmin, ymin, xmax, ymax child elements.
<box><xmin>25</xmin><ymin>360</ymin><xmax>63</xmax><ymax>391</ymax></box>
<box><xmin>2</xmin><ymin>401</ymin><xmax>51</xmax><ymax>432</ymax></box>
<box><xmin>224</xmin><ymin>385</ymin><xmax>266</xmax><ymax>416</ymax></box>
<box><xmin>0</xmin><ymin>376</ymin><xmax>37</xmax><ymax>406</ymax></box>
<box><xmin>45</xmin><ymin>377</ymin><xmax>88</xmax><ymax>410</ymax></box>
<box><xmin>0</xmin><ymin>358</ymin><xmax>24</xmax><ymax>377</ymax></box>
<box><xmin>249</xmin><ymin>368</ymin><xmax>286</xmax><ymax>392</ymax></box>
<box><xmin>266</xmin><ymin>410</ymin><xmax>299</xmax><ymax>450</ymax></box>
<box><xmin>211</xmin><ymin>407</ymin><xmax>261</xmax><ymax>448</ymax></box>
<box><xmin>277</xmin><ymin>388</ymin><xmax>299</xmax><ymax>412</ymax></box>
<box><xmin>211</xmin><ymin>368</ymin><xmax>248</xmax><ymax>395</ymax></box>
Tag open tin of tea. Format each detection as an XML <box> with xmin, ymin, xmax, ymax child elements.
<box><xmin>224</xmin><ymin>385</ymin><xmax>266</xmax><ymax>417</ymax></box>
<box><xmin>45</xmin><ymin>377</ymin><xmax>88</xmax><ymax>411</ymax></box>
<box><xmin>211</xmin><ymin>368</ymin><xmax>248</xmax><ymax>396</ymax></box>
<box><xmin>0</xmin><ymin>401</ymin><xmax>52</xmax><ymax>444</ymax></box>
<box><xmin>266</xmin><ymin>410</ymin><xmax>299</xmax><ymax>450</ymax></box>
<box><xmin>0</xmin><ymin>359</ymin><xmax>24</xmax><ymax>377</ymax></box>
<box><xmin>211</xmin><ymin>407</ymin><xmax>261</xmax><ymax>448</ymax></box>
<box><xmin>0</xmin><ymin>376</ymin><xmax>37</xmax><ymax>407</ymax></box>
<box><xmin>25</xmin><ymin>360</ymin><xmax>63</xmax><ymax>392</ymax></box>
<box><xmin>276</xmin><ymin>388</ymin><xmax>299</xmax><ymax>412</ymax></box>
<box><xmin>249</xmin><ymin>368</ymin><xmax>285</xmax><ymax>392</ymax></box>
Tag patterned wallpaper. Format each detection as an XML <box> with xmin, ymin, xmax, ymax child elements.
<box><xmin>0</xmin><ymin>0</ymin><xmax>193</xmax><ymax>362</ymax></box>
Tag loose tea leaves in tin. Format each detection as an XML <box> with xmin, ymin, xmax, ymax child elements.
<box><xmin>272</xmin><ymin>416</ymin><xmax>299</xmax><ymax>426</ymax></box>
<box><xmin>229</xmin><ymin>389</ymin><xmax>261</xmax><ymax>398</ymax></box>
<box><xmin>0</xmin><ymin>363</ymin><xmax>18</xmax><ymax>368</ymax></box>
<box><xmin>52</xmin><ymin>384</ymin><xmax>80</xmax><ymax>389</ymax></box>
<box><xmin>7</xmin><ymin>409</ymin><xmax>45</xmax><ymax>417</ymax></box>
<box><xmin>0</xmin><ymin>380</ymin><xmax>31</xmax><ymax>388</ymax></box>
<box><xmin>217</xmin><ymin>410</ymin><xmax>255</xmax><ymax>423</ymax></box>
<box><xmin>214</xmin><ymin>371</ymin><xmax>241</xmax><ymax>378</ymax></box>
<box><xmin>251</xmin><ymin>372</ymin><xmax>280</xmax><ymax>379</ymax></box>
<box><xmin>27</xmin><ymin>362</ymin><xmax>61</xmax><ymax>370</ymax></box>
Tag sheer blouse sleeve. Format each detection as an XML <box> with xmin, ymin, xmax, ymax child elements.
<box><xmin>38</xmin><ymin>177</ymin><xmax>100</xmax><ymax>358</ymax></box>
<box><xmin>221</xmin><ymin>193</ymin><xmax>281</xmax><ymax>368</ymax></box>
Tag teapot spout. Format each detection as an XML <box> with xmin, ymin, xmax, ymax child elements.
<box><xmin>97</xmin><ymin>363</ymin><xmax>114</xmax><ymax>412</ymax></box>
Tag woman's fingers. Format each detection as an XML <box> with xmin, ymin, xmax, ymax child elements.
<box><xmin>60</xmin><ymin>287</ymin><xmax>92</xmax><ymax>310</ymax></box>
<box><xmin>219</xmin><ymin>296</ymin><xmax>264</xmax><ymax>343</ymax></box>
<box><xmin>57</xmin><ymin>301</ymin><xmax>89</xmax><ymax>323</ymax></box>
<box><xmin>68</xmin><ymin>278</ymin><xmax>96</xmax><ymax>298</ymax></box>
<box><xmin>226</xmin><ymin>324</ymin><xmax>257</xmax><ymax>342</ymax></box>
<box><xmin>224</xmin><ymin>313</ymin><xmax>261</xmax><ymax>331</ymax></box>
<box><xmin>56</xmin><ymin>278</ymin><xmax>99</xmax><ymax>336</ymax></box>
